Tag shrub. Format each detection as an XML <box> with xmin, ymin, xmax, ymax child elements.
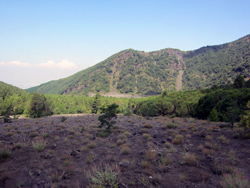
<box><xmin>123</xmin><ymin>131</ymin><xmax>131</xmax><ymax>136</ymax></box>
<box><xmin>116</xmin><ymin>139</ymin><xmax>124</xmax><ymax>145</ymax></box>
<box><xmin>160</xmin><ymin>156</ymin><xmax>173</xmax><ymax>166</ymax></box>
<box><xmin>0</xmin><ymin>148</ymin><xmax>11</xmax><ymax>161</ymax></box>
<box><xmin>68</xmin><ymin>135</ymin><xmax>74</xmax><ymax>139</ymax></box>
<box><xmin>142</xmin><ymin>133</ymin><xmax>151</xmax><ymax>139</ymax></box>
<box><xmin>86</xmin><ymin>155</ymin><xmax>96</xmax><ymax>164</ymax></box>
<box><xmin>86</xmin><ymin>165</ymin><xmax>119</xmax><ymax>188</ymax></box>
<box><xmin>182</xmin><ymin>153</ymin><xmax>197</xmax><ymax>166</ymax></box>
<box><xmin>144</xmin><ymin>124</ymin><xmax>153</xmax><ymax>128</ymax></box>
<box><xmin>14</xmin><ymin>142</ymin><xmax>27</xmax><ymax>149</ymax></box>
<box><xmin>42</xmin><ymin>132</ymin><xmax>49</xmax><ymax>138</ymax></box>
<box><xmin>5</xmin><ymin>132</ymin><xmax>14</xmax><ymax>137</ymax></box>
<box><xmin>145</xmin><ymin>150</ymin><xmax>158</xmax><ymax>161</ymax></box>
<box><xmin>87</xmin><ymin>142</ymin><xmax>97</xmax><ymax>149</ymax></box>
<box><xmin>205</xmin><ymin>135</ymin><xmax>213</xmax><ymax>140</ymax></box>
<box><xmin>172</xmin><ymin>134</ymin><xmax>184</xmax><ymax>145</ymax></box>
<box><xmin>221</xmin><ymin>169</ymin><xmax>250</xmax><ymax>188</ymax></box>
<box><xmin>204</xmin><ymin>141</ymin><xmax>212</xmax><ymax>149</ymax></box>
<box><xmin>120</xmin><ymin>146</ymin><xmax>131</xmax><ymax>155</ymax></box>
<box><xmin>118</xmin><ymin>134</ymin><xmax>127</xmax><ymax>140</ymax></box>
<box><xmin>218</xmin><ymin>135</ymin><xmax>230</xmax><ymax>144</ymax></box>
<box><xmin>141</xmin><ymin>161</ymin><xmax>151</xmax><ymax>169</ymax></box>
<box><xmin>32</xmin><ymin>140</ymin><xmax>46</xmax><ymax>152</ymax></box>
<box><xmin>165</xmin><ymin>142</ymin><xmax>172</xmax><ymax>148</ymax></box>
<box><xmin>165</xmin><ymin>123</ymin><xmax>177</xmax><ymax>129</ymax></box>
<box><xmin>98</xmin><ymin>130</ymin><xmax>111</xmax><ymax>138</ymax></box>
<box><xmin>203</xmin><ymin>149</ymin><xmax>216</xmax><ymax>156</ymax></box>
<box><xmin>180</xmin><ymin>128</ymin><xmax>188</xmax><ymax>132</ymax></box>
<box><xmin>141</xmin><ymin>128</ymin><xmax>148</xmax><ymax>133</ymax></box>
<box><xmin>29</xmin><ymin>131</ymin><xmax>39</xmax><ymax>138</ymax></box>
<box><xmin>208</xmin><ymin>125</ymin><xmax>219</xmax><ymax>132</ymax></box>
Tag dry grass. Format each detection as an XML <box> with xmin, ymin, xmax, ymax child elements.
<box><xmin>182</xmin><ymin>153</ymin><xmax>197</xmax><ymax>166</ymax></box>
<box><xmin>145</xmin><ymin>150</ymin><xmax>158</xmax><ymax>161</ymax></box>
<box><xmin>172</xmin><ymin>134</ymin><xmax>184</xmax><ymax>145</ymax></box>
<box><xmin>144</xmin><ymin>124</ymin><xmax>153</xmax><ymax>128</ymax></box>
<box><xmin>141</xmin><ymin>161</ymin><xmax>151</xmax><ymax>169</ymax></box>
<box><xmin>87</xmin><ymin>142</ymin><xmax>97</xmax><ymax>149</ymax></box>
<box><xmin>120</xmin><ymin>146</ymin><xmax>131</xmax><ymax>155</ymax></box>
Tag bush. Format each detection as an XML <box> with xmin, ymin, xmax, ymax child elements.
<box><xmin>144</xmin><ymin>124</ymin><xmax>153</xmax><ymax>128</ymax></box>
<box><xmin>165</xmin><ymin>123</ymin><xmax>177</xmax><ymax>129</ymax></box>
<box><xmin>0</xmin><ymin>148</ymin><xmax>11</xmax><ymax>162</ymax></box>
<box><xmin>221</xmin><ymin>169</ymin><xmax>250</xmax><ymax>188</ymax></box>
<box><xmin>182</xmin><ymin>153</ymin><xmax>197</xmax><ymax>166</ymax></box>
<box><xmin>123</xmin><ymin>108</ymin><xmax>133</xmax><ymax>116</ymax></box>
<box><xmin>32</xmin><ymin>140</ymin><xmax>46</xmax><ymax>152</ymax></box>
<box><xmin>86</xmin><ymin>165</ymin><xmax>119</xmax><ymax>188</ymax></box>
<box><xmin>98</xmin><ymin>130</ymin><xmax>111</xmax><ymax>138</ymax></box>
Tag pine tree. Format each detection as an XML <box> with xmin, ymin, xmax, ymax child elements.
<box><xmin>98</xmin><ymin>103</ymin><xmax>119</xmax><ymax>130</ymax></box>
<box><xmin>91</xmin><ymin>93</ymin><xmax>101</xmax><ymax>114</ymax></box>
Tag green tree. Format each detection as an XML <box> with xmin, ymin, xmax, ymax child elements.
<box><xmin>26</xmin><ymin>93</ymin><xmax>53</xmax><ymax>118</ymax></box>
<box><xmin>91</xmin><ymin>93</ymin><xmax>101</xmax><ymax>114</ymax></box>
<box><xmin>226</xmin><ymin>100</ymin><xmax>240</xmax><ymax>128</ymax></box>
<box><xmin>0</xmin><ymin>97</ymin><xmax>13</xmax><ymax>123</ymax></box>
<box><xmin>237</xmin><ymin>101</ymin><xmax>250</xmax><ymax>136</ymax></box>
<box><xmin>0</xmin><ymin>88</ymin><xmax>13</xmax><ymax>123</ymax></box>
<box><xmin>98</xmin><ymin>103</ymin><xmax>119</xmax><ymax>130</ymax></box>
<box><xmin>0</xmin><ymin>87</ymin><xmax>10</xmax><ymax>101</ymax></box>
<box><xmin>234</xmin><ymin>75</ymin><xmax>245</xmax><ymax>89</ymax></box>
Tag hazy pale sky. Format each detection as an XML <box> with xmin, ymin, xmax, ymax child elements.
<box><xmin>1</xmin><ymin>0</ymin><xmax>250</xmax><ymax>89</ymax></box>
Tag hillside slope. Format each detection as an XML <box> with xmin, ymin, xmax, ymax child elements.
<box><xmin>27</xmin><ymin>49</ymin><xmax>184</xmax><ymax>95</ymax></box>
<box><xmin>0</xmin><ymin>81</ymin><xmax>26</xmax><ymax>96</ymax></box>
<box><xmin>182</xmin><ymin>34</ymin><xmax>250</xmax><ymax>89</ymax></box>
<box><xmin>26</xmin><ymin>34</ymin><xmax>250</xmax><ymax>95</ymax></box>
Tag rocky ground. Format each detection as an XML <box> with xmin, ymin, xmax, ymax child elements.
<box><xmin>0</xmin><ymin>115</ymin><xmax>250</xmax><ymax>188</ymax></box>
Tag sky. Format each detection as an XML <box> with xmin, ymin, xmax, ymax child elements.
<box><xmin>1</xmin><ymin>0</ymin><xmax>250</xmax><ymax>89</ymax></box>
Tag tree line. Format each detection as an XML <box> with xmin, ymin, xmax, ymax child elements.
<box><xmin>1</xmin><ymin>75</ymin><xmax>250</xmax><ymax>134</ymax></box>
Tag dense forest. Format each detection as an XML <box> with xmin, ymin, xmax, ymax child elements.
<box><xmin>26</xmin><ymin>34</ymin><xmax>250</xmax><ymax>96</ymax></box>
<box><xmin>1</xmin><ymin>76</ymin><xmax>250</xmax><ymax>129</ymax></box>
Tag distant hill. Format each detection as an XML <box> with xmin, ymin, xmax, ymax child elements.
<box><xmin>26</xmin><ymin>34</ymin><xmax>250</xmax><ymax>96</ymax></box>
<box><xmin>0</xmin><ymin>81</ymin><xmax>26</xmax><ymax>95</ymax></box>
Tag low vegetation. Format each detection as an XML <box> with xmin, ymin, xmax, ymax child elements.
<box><xmin>0</xmin><ymin>115</ymin><xmax>249</xmax><ymax>187</ymax></box>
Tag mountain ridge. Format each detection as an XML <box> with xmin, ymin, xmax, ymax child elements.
<box><xmin>26</xmin><ymin>34</ymin><xmax>250</xmax><ymax>96</ymax></box>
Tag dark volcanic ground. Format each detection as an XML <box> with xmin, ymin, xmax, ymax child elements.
<box><xmin>0</xmin><ymin>114</ymin><xmax>250</xmax><ymax>188</ymax></box>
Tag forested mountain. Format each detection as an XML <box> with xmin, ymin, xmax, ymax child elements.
<box><xmin>26</xmin><ymin>34</ymin><xmax>250</xmax><ymax>96</ymax></box>
<box><xmin>27</xmin><ymin>49</ymin><xmax>184</xmax><ymax>95</ymax></box>
<box><xmin>0</xmin><ymin>81</ymin><xmax>26</xmax><ymax>96</ymax></box>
